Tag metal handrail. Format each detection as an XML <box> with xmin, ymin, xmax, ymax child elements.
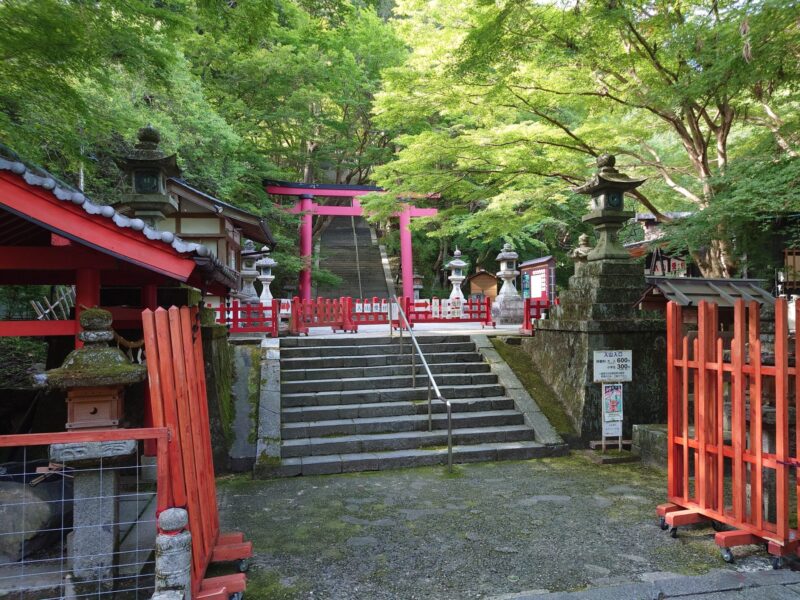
<box><xmin>390</xmin><ymin>296</ymin><xmax>453</xmax><ymax>470</ymax></box>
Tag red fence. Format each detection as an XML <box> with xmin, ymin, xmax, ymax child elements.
<box><xmin>352</xmin><ymin>297</ymin><xmax>392</xmax><ymax>326</ymax></box>
<box><xmin>519</xmin><ymin>298</ymin><xmax>550</xmax><ymax>335</ymax></box>
<box><xmin>214</xmin><ymin>299</ymin><xmax>279</xmax><ymax>337</ymax></box>
<box><xmin>402</xmin><ymin>297</ymin><xmax>494</xmax><ymax>327</ymax></box>
<box><xmin>658</xmin><ymin>298</ymin><xmax>800</xmax><ymax>566</ymax></box>
<box><xmin>143</xmin><ymin>306</ymin><xmax>252</xmax><ymax>598</ymax></box>
<box><xmin>219</xmin><ymin>296</ymin><xmax>500</xmax><ymax>335</ymax></box>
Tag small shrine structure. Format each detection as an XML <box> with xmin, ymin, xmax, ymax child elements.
<box><xmin>0</xmin><ymin>145</ymin><xmax>237</xmax><ymax>343</ymax></box>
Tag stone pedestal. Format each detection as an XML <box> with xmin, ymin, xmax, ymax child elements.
<box><xmin>49</xmin><ymin>440</ymin><xmax>136</xmax><ymax>594</ymax></box>
<box><xmin>492</xmin><ymin>290</ymin><xmax>524</xmax><ymax>325</ymax></box>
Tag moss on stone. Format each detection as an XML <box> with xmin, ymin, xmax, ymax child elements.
<box><xmin>247</xmin><ymin>345</ymin><xmax>262</xmax><ymax>444</ymax></box>
<box><xmin>490</xmin><ymin>337</ymin><xmax>576</xmax><ymax>437</ymax></box>
<box><xmin>206</xmin><ymin>326</ymin><xmax>236</xmax><ymax>448</ymax></box>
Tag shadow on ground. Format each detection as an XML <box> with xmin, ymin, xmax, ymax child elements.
<box><xmin>215</xmin><ymin>454</ymin><xmax>772</xmax><ymax>599</ymax></box>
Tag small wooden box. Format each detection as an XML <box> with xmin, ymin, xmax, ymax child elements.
<box><xmin>66</xmin><ymin>386</ymin><xmax>124</xmax><ymax>430</ymax></box>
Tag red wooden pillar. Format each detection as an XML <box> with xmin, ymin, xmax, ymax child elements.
<box><xmin>142</xmin><ymin>284</ymin><xmax>158</xmax><ymax>310</ymax></box>
<box><xmin>399</xmin><ymin>204</ymin><xmax>414</xmax><ymax>300</ymax></box>
<box><xmin>298</xmin><ymin>194</ymin><xmax>314</xmax><ymax>302</ymax></box>
<box><xmin>74</xmin><ymin>268</ymin><xmax>100</xmax><ymax>348</ymax></box>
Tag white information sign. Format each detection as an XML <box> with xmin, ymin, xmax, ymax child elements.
<box><xmin>601</xmin><ymin>382</ymin><xmax>624</xmax><ymax>441</ymax></box>
<box><xmin>593</xmin><ymin>350</ymin><xmax>633</xmax><ymax>382</ymax></box>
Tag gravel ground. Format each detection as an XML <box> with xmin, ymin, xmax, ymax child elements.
<box><xmin>216</xmin><ymin>454</ymin><xmax>775</xmax><ymax>600</ymax></box>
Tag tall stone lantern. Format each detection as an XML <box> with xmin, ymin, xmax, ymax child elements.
<box><xmin>45</xmin><ymin>308</ymin><xmax>146</xmax><ymax>594</ymax></box>
<box><xmin>524</xmin><ymin>154</ymin><xmax>667</xmax><ymax>443</ymax></box>
<box><xmin>238</xmin><ymin>240</ymin><xmax>261</xmax><ymax>304</ymax></box>
<box><xmin>114</xmin><ymin>125</ymin><xmax>181</xmax><ymax>227</ymax></box>
<box><xmin>445</xmin><ymin>248</ymin><xmax>467</xmax><ymax>302</ymax></box>
<box><xmin>491</xmin><ymin>242</ymin><xmax>524</xmax><ymax>325</ymax></box>
<box><xmin>256</xmin><ymin>246</ymin><xmax>277</xmax><ymax>303</ymax></box>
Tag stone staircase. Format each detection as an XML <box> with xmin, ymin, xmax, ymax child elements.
<box><xmin>278</xmin><ymin>335</ymin><xmax>562</xmax><ymax>475</ymax></box>
<box><xmin>316</xmin><ymin>216</ymin><xmax>389</xmax><ymax>299</ymax></box>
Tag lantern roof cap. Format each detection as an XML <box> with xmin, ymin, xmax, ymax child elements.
<box><xmin>116</xmin><ymin>124</ymin><xmax>181</xmax><ymax>177</ymax></box>
<box><xmin>45</xmin><ymin>309</ymin><xmax>146</xmax><ymax>389</ymax></box>
<box><xmin>496</xmin><ymin>242</ymin><xmax>518</xmax><ymax>261</ymax></box>
<box><xmin>572</xmin><ymin>153</ymin><xmax>646</xmax><ymax>196</ymax></box>
<box><xmin>446</xmin><ymin>247</ymin><xmax>467</xmax><ymax>269</ymax></box>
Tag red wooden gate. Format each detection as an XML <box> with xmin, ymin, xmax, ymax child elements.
<box><xmin>215</xmin><ymin>299</ymin><xmax>279</xmax><ymax>337</ymax></box>
<box><xmin>143</xmin><ymin>306</ymin><xmax>253</xmax><ymax>598</ymax></box>
<box><xmin>658</xmin><ymin>298</ymin><xmax>800</xmax><ymax>566</ymax></box>
<box><xmin>289</xmin><ymin>296</ymin><xmax>356</xmax><ymax>335</ymax></box>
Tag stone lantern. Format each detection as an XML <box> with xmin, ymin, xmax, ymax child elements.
<box><xmin>238</xmin><ymin>240</ymin><xmax>261</xmax><ymax>305</ymax></box>
<box><xmin>256</xmin><ymin>246</ymin><xmax>277</xmax><ymax>303</ymax></box>
<box><xmin>491</xmin><ymin>242</ymin><xmax>524</xmax><ymax>325</ymax></box>
<box><xmin>445</xmin><ymin>248</ymin><xmax>467</xmax><ymax>302</ymax></box>
<box><xmin>114</xmin><ymin>125</ymin><xmax>181</xmax><ymax>227</ymax></box>
<box><xmin>412</xmin><ymin>270</ymin><xmax>424</xmax><ymax>300</ymax></box>
<box><xmin>572</xmin><ymin>154</ymin><xmax>644</xmax><ymax>261</ymax></box>
<box><xmin>46</xmin><ymin>308</ymin><xmax>146</xmax><ymax>430</ymax></box>
<box><xmin>45</xmin><ymin>308</ymin><xmax>146</xmax><ymax>594</ymax></box>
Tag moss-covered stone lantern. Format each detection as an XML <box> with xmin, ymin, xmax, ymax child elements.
<box><xmin>114</xmin><ymin>125</ymin><xmax>181</xmax><ymax>226</ymax></box>
<box><xmin>572</xmin><ymin>154</ymin><xmax>644</xmax><ymax>261</ymax></box>
<box><xmin>46</xmin><ymin>309</ymin><xmax>146</xmax><ymax>429</ymax></box>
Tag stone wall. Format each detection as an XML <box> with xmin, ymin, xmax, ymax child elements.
<box><xmin>521</xmin><ymin>320</ymin><xmax>667</xmax><ymax>442</ymax></box>
<box><xmin>520</xmin><ymin>257</ymin><xmax>667</xmax><ymax>444</ymax></box>
<box><xmin>201</xmin><ymin>324</ymin><xmax>235</xmax><ymax>472</ymax></box>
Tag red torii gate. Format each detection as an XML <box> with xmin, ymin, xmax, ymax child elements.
<box><xmin>264</xmin><ymin>180</ymin><xmax>438</xmax><ymax>301</ymax></box>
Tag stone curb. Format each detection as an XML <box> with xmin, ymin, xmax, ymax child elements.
<box><xmin>488</xmin><ymin>569</ymin><xmax>800</xmax><ymax>599</ymax></box>
<box><xmin>254</xmin><ymin>337</ymin><xmax>282</xmax><ymax>477</ymax></box>
<box><xmin>471</xmin><ymin>334</ymin><xmax>566</xmax><ymax>450</ymax></box>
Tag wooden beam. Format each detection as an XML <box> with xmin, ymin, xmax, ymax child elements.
<box><xmin>0</xmin><ymin>246</ymin><xmax>118</xmax><ymax>270</ymax></box>
<box><xmin>0</xmin><ymin>319</ymin><xmax>78</xmax><ymax>337</ymax></box>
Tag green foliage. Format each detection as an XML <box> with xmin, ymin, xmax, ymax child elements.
<box><xmin>373</xmin><ymin>0</ymin><xmax>800</xmax><ymax>278</ymax></box>
<box><xmin>0</xmin><ymin>337</ymin><xmax>46</xmax><ymax>389</ymax></box>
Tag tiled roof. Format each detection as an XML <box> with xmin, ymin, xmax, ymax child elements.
<box><xmin>0</xmin><ymin>145</ymin><xmax>210</xmax><ymax>257</ymax></box>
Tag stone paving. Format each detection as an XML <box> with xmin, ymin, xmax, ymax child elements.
<box><xmin>216</xmin><ymin>454</ymin><xmax>800</xmax><ymax>599</ymax></box>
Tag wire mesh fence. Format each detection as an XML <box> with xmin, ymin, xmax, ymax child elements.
<box><xmin>0</xmin><ymin>428</ymin><xmax>169</xmax><ymax>600</ymax></box>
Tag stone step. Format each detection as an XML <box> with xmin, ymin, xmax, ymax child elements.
<box><xmin>281</xmin><ymin>424</ymin><xmax>535</xmax><ymax>458</ymax></box>
<box><xmin>281</xmin><ymin>383</ymin><xmax>506</xmax><ymax>408</ymax></box>
<box><xmin>281</xmin><ymin>351</ymin><xmax>482</xmax><ymax>370</ymax></box>
<box><xmin>281</xmin><ymin>341</ymin><xmax>476</xmax><ymax>358</ymax></box>
<box><xmin>280</xmin><ymin>361</ymin><xmax>491</xmax><ymax>382</ymax></box>
<box><xmin>279</xmin><ymin>441</ymin><xmax>552</xmax><ymax>476</ymax></box>
<box><xmin>281</xmin><ymin>396</ymin><xmax>515</xmax><ymax>423</ymax></box>
<box><xmin>281</xmin><ymin>409</ymin><xmax>524</xmax><ymax>439</ymax></box>
<box><xmin>280</xmin><ymin>335</ymin><xmax>471</xmax><ymax>348</ymax></box>
<box><xmin>281</xmin><ymin>372</ymin><xmax>498</xmax><ymax>394</ymax></box>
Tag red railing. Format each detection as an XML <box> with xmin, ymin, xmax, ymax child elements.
<box><xmin>143</xmin><ymin>306</ymin><xmax>252</xmax><ymax>598</ymax></box>
<box><xmin>519</xmin><ymin>297</ymin><xmax>551</xmax><ymax>335</ymax></box>
<box><xmin>289</xmin><ymin>297</ymin><xmax>356</xmax><ymax>335</ymax></box>
<box><xmin>215</xmin><ymin>299</ymin><xmax>279</xmax><ymax>337</ymax></box>
<box><xmin>403</xmin><ymin>297</ymin><xmax>494</xmax><ymax>327</ymax></box>
<box><xmin>351</xmin><ymin>297</ymin><xmax>392</xmax><ymax>327</ymax></box>
<box><xmin>658</xmin><ymin>298</ymin><xmax>800</xmax><ymax>566</ymax></box>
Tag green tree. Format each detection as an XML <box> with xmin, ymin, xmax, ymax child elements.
<box><xmin>372</xmin><ymin>0</ymin><xmax>800</xmax><ymax>279</ymax></box>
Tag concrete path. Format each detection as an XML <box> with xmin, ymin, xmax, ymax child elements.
<box><xmin>216</xmin><ymin>454</ymin><xmax>799</xmax><ymax>599</ymax></box>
